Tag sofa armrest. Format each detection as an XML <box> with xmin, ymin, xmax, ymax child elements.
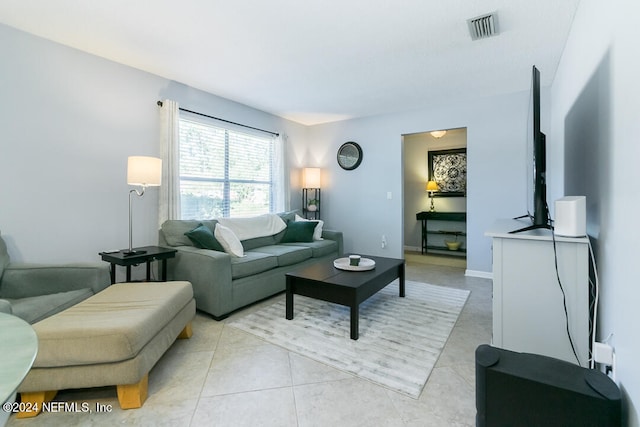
<box><xmin>0</xmin><ymin>263</ymin><xmax>110</xmax><ymax>299</ymax></box>
<box><xmin>0</xmin><ymin>299</ymin><xmax>12</xmax><ymax>314</ymax></box>
<box><xmin>321</xmin><ymin>230</ymin><xmax>344</xmax><ymax>256</ymax></box>
<box><xmin>166</xmin><ymin>246</ymin><xmax>233</xmax><ymax>317</ymax></box>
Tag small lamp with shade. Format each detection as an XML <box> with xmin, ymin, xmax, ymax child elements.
<box><xmin>426</xmin><ymin>180</ymin><xmax>439</xmax><ymax>212</ymax></box>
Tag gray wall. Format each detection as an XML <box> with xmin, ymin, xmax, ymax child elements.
<box><xmin>0</xmin><ymin>23</ymin><xmax>534</xmax><ymax>278</ymax></box>
<box><xmin>550</xmin><ymin>0</ymin><xmax>640</xmax><ymax>423</ymax></box>
<box><xmin>306</xmin><ymin>92</ymin><xmax>530</xmax><ymax>276</ymax></box>
<box><xmin>0</xmin><ymin>24</ymin><xmax>307</xmax><ymax>272</ymax></box>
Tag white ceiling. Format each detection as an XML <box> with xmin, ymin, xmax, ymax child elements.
<box><xmin>0</xmin><ymin>0</ymin><xmax>580</xmax><ymax>125</ymax></box>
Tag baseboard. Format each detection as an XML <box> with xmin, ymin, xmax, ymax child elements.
<box><xmin>404</xmin><ymin>245</ymin><xmax>422</xmax><ymax>253</ymax></box>
<box><xmin>465</xmin><ymin>269</ymin><xmax>493</xmax><ymax>279</ymax></box>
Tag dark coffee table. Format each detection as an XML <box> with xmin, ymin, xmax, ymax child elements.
<box><xmin>285</xmin><ymin>255</ymin><xmax>405</xmax><ymax>340</ymax></box>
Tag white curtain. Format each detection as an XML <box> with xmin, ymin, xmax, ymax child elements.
<box><xmin>158</xmin><ymin>99</ymin><xmax>181</xmax><ymax>226</ymax></box>
<box><xmin>273</xmin><ymin>133</ymin><xmax>289</xmax><ymax>212</ymax></box>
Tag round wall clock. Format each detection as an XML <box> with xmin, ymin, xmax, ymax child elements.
<box><xmin>337</xmin><ymin>141</ymin><xmax>363</xmax><ymax>170</ymax></box>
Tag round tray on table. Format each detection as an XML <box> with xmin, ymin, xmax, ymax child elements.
<box><xmin>333</xmin><ymin>257</ymin><xmax>376</xmax><ymax>271</ymax></box>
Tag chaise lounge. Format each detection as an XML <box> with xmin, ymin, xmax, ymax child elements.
<box><xmin>17</xmin><ymin>281</ymin><xmax>196</xmax><ymax>417</ymax></box>
<box><xmin>1</xmin><ymin>231</ymin><xmax>197</xmax><ymax>418</ymax></box>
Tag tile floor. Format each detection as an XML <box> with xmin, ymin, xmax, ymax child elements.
<box><xmin>8</xmin><ymin>257</ymin><xmax>492</xmax><ymax>427</ymax></box>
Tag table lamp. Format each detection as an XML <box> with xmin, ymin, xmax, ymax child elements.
<box><xmin>426</xmin><ymin>180</ymin><xmax>439</xmax><ymax>212</ymax></box>
<box><xmin>125</xmin><ymin>156</ymin><xmax>162</xmax><ymax>255</ymax></box>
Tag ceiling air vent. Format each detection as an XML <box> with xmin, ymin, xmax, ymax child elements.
<box><xmin>467</xmin><ymin>12</ymin><xmax>499</xmax><ymax>40</ymax></box>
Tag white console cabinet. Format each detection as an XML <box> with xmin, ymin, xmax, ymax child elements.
<box><xmin>485</xmin><ymin>219</ymin><xmax>589</xmax><ymax>366</ymax></box>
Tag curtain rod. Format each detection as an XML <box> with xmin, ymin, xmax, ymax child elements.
<box><xmin>157</xmin><ymin>101</ymin><xmax>279</xmax><ymax>137</ymax></box>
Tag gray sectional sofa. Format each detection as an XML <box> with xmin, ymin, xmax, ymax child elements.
<box><xmin>159</xmin><ymin>211</ymin><xmax>343</xmax><ymax>319</ymax></box>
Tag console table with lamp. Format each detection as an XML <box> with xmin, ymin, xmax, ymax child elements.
<box><xmin>417</xmin><ymin>179</ymin><xmax>466</xmax><ymax>255</ymax></box>
<box><xmin>416</xmin><ymin>211</ymin><xmax>467</xmax><ymax>255</ymax></box>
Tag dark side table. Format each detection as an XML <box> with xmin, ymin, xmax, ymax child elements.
<box><xmin>99</xmin><ymin>246</ymin><xmax>177</xmax><ymax>284</ymax></box>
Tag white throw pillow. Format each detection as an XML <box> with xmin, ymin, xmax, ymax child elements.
<box><xmin>295</xmin><ymin>214</ymin><xmax>324</xmax><ymax>241</ymax></box>
<box><xmin>214</xmin><ymin>224</ymin><xmax>244</xmax><ymax>257</ymax></box>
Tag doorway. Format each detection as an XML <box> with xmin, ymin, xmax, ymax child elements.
<box><xmin>402</xmin><ymin>128</ymin><xmax>467</xmax><ymax>268</ymax></box>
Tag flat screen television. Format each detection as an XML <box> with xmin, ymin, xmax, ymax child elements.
<box><xmin>511</xmin><ymin>65</ymin><xmax>551</xmax><ymax>233</ymax></box>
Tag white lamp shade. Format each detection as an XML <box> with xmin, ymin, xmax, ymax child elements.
<box><xmin>127</xmin><ymin>156</ymin><xmax>162</xmax><ymax>186</ymax></box>
<box><xmin>303</xmin><ymin>167</ymin><xmax>321</xmax><ymax>188</ymax></box>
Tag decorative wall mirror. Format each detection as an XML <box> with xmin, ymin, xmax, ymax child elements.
<box><xmin>337</xmin><ymin>141</ymin><xmax>363</xmax><ymax>170</ymax></box>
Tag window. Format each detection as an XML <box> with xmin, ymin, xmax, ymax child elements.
<box><xmin>178</xmin><ymin>116</ymin><xmax>281</xmax><ymax>219</ymax></box>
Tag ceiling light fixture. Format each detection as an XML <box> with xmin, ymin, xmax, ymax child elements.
<box><xmin>430</xmin><ymin>130</ymin><xmax>447</xmax><ymax>139</ymax></box>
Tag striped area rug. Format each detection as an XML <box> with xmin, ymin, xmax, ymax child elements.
<box><xmin>228</xmin><ymin>280</ymin><xmax>470</xmax><ymax>398</ymax></box>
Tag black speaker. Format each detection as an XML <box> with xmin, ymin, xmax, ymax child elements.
<box><xmin>476</xmin><ymin>344</ymin><xmax>621</xmax><ymax>427</ymax></box>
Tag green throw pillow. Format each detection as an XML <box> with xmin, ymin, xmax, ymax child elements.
<box><xmin>184</xmin><ymin>224</ymin><xmax>224</xmax><ymax>251</ymax></box>
<box><xmin>281</xmin><ymin>221</ymin><xmax>318</xmax><ymax>243</ymax></box>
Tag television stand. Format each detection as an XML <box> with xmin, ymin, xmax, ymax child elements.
<box><xmin>485</xmin><ymin>219</ymin><xmax>589</xmax><ymax>366</ymax></box>
<box><xmin>509</xmin><ymin>213</ymin><xmax>551</xmax><ymax>234</ymax></box>
<box><xmin>509</xmin><ymin>222</ymin><xmax>552</xmax><ymax>234</ymax></box>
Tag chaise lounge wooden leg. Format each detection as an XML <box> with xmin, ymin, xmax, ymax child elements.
<box><xmin>16</xmin><ymin>390</ymin><xmax>57</xmax><ymax>418</ymax></box>
<box><xmin>177</xmin><ymin>321</ymin><xmax>193</xmax><ymax>339</ymax></box>
<box><xmin>117</xmin><ymin>373</ymin><xmax>148</xmax><ymax>409</ymax></box>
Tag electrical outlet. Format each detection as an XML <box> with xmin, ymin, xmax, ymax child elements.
<box><xmin>381</xmin><ymin>235</ymin><xmax>387</xmax><ymax>248</ymax></box>
<box><xmin>594</xmin><ymin>342</ymin><xmax>614</xmax><ymax>366</ymax></box>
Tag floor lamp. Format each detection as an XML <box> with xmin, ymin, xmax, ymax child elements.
<box><xmin>125</xmin><ymin>156</ymin><xmax>162</xmax><ymax>255</ymax></box>
<box><xmin>302</xmin><ymin>167</ymin><xmax>321</xmax><ymax>219</ymax></box>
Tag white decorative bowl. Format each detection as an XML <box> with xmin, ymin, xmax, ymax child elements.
<box><xmin>333</xmin><ymin>257</ymin><xmax>376</xmax><ymax>271</ymax></box>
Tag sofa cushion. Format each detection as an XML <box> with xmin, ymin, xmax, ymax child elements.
<box><xmin>230</xmin><ymin>252</ymin><xmax>278</xmax><ymax>279</ymax></box>
<box><xmin>281</xmin><ymin>239</ymin><xmax>339</xmax><ymax>258</ymax></box>
<box><xmin>7</xmin><ymin>288</ymin><xmax>94</xmax><ymax>324</ymax></box>
<box><xmin>277</xmin><ymin>210</ymin><xmax>299</xmax><ymax>223</ymax></box>
<box><xmin>249</xmin><ymin>245</ymin><xmax>313</xmax><ymax>267</ymax></box>
<box><xmin>273</xmin><ymin>210</ymin><xmax>301</xmax><ymax>243</ymax></box>
<box><xmin>162</xmin><ymin>220</ymin><xmax>218</xmax><ymax>247</ymax></box>
<box><xmin>281</xmin><ymin>221</ymin><xmax>318</xmax><ymax>243</ymax></box>
<box><xmin>0</xmin><ymin>298</ymin><xmax>13</xmax><ymax>314</ymax></box>
<box><xmin>0</xmin><ymin>233</ymin><xmax>10</xmax><ymax>280</ymax></box>
<box><xmin>295</xmin><ymin>214</ymin><xmax>324</xmax><ymax>241</ymax></box>
<box><xmin>242</xmin><ymin>235</ymin><xmax>278</xmax><ymax>251</ymax></box>
<box><xmin>185</xmin><ymin>223</ymin><xmax>224</xmax><ymax>252</ymax></box>
<box><xmin>32</xmin><ymin>281</ymin><xmax>193</xmax><ymax>367</ymax></box>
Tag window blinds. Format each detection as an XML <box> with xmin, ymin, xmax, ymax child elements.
<box><xmin>178</xmin><ymin>117</ymin><xmax>276</xmax><ymax>219</ymax></box>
